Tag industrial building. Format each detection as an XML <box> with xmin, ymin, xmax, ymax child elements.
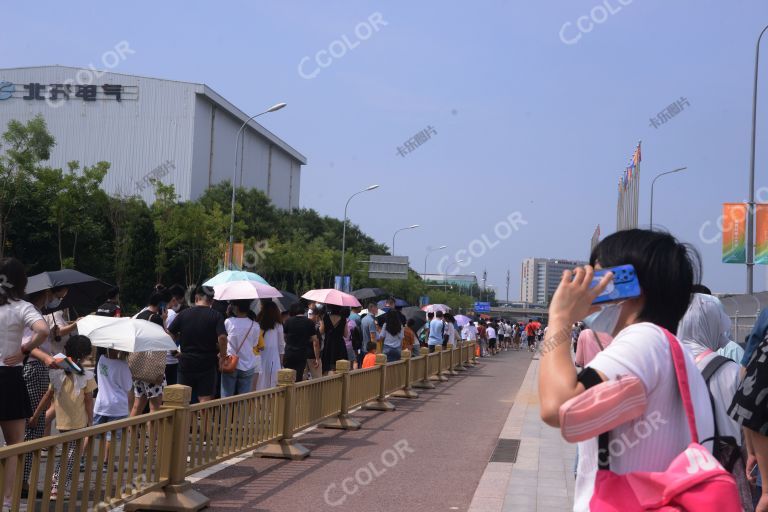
<box><xmin>0</xmin><ymin>66</ymin><xmax>307</xmax><ymax>208</ymax></box>
<box><xmin>520</xmin><ymin>258</ymin><xmax>588</xmax><ymax>304</ymax></box>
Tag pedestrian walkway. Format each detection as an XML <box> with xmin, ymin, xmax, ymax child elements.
<box><xmin>190</xmin><ymin>350</ymin><xmax>533</xmax><ymax>511</ymax></box>
<box><xmin>468</xmin><ymin>358</ymin><xmax>576</xmax><ymax>512</ymax></box>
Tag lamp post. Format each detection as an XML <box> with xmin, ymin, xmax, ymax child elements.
<box><xmin>228</xmin><ymin>102</ymin><xmax>287</xmax><ymax>269</ymax></box>
<box><xmin>424</xmin><ymin>245</ymin><xmax>447</xmax><ymax>277</ymax></box>
<box><xmin>341</xmin><ymin>185</ymin><xmax>380</xmax><ymax>277</ymax></box>
<box><xmin>747</xmin><ymin>24</ymin><xmax>768</xmax><ymax>294</ymax></box>
<box><xmin>444</xmin><ymin>259</ymin><xmax>464</xmax><ymax>292</ymax></box>
<box><xmin>649</xmin><ymin>167</ymin><xmax>688</xmax><ymax>230</ymax></box>
<box><xmin>392</xmin><ymin>224</ymin><xmax>420</xmax><ymax>255</ymax></box>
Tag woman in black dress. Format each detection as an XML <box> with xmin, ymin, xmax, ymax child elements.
<box><xmin>319</xmin><ymin>304</ymin><xmax>349</xmax><ymax>375</ymax></box>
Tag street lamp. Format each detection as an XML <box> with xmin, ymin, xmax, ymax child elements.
<box><xmin>649</xmin><ymin>167</ymin><xmax>688</xmax><ymax>230</ymax></box>
<box><xmin>392</xmin><ymin>224</ymin><xmax>420</xmax><ymax>255</ymax></box>
<box><xmin>424</xmin><ymin>245</ymin><xmax>447</xmax><ymax>277</ymax></box>
<box><xmin>228</xmin><ymin>102</ymin><xmax>287</xmax><ymax>268</ymax></box>
<box><xmin>341</xmin><ymin>185</ymin><xmax>380</xmax><ymax>276</ymax></box>
<box><xmin>747</xmin><ymin>24</ymin><xmax>768</xmax><ymax>294</ymax></box>
<box><xmin>444</xmin><ymin>259</ymin><xmax>464</xmax><ymax>292</ymax></box>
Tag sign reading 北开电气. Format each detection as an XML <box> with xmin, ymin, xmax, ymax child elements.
<box><xmin>0</xmin><ymin>82</ymin><xmax>138</xmax><ymax>102</ymax></box>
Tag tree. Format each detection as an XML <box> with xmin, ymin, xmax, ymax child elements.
<box><xmin>0</xmin><ymin>116</ymin><xmax>55</xmax><ymax>258</ymax></box>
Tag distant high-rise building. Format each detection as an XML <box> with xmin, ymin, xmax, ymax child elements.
<box><xmin>520</xmin><ymin>258</ymin><xmax>588</xmax><ymax>304</ymax></box>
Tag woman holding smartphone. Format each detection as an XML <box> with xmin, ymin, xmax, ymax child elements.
<box><xmin>538</xmin><ymin>229</ymin><xmax>715</xmax><ymax>511</ymax></box>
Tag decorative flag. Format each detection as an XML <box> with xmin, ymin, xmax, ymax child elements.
<box><xmin>756</xmin><ymin>204</ymin><xmax>768</xmax><ymax>264</ymax></box>
<box><xmin>722</xmin><ymin>203</ymin><xmax>748</xmax><ymax>264</ymax></box>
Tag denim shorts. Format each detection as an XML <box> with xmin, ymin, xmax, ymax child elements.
<box><xmin>93</xmin><ymin>414</ymin><xmax>127</xmax><ymax>441</ymax></box>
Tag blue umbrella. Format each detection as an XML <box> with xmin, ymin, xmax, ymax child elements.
<box><xmin>203</xmin><ymin>270</ymin><xmax>268</xmax><ymax>287</ymax></box>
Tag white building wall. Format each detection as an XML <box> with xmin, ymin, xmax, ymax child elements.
<box><xmin>0</xmin><ymin>66</ymin><xmax>305</xmax><ymax>208</ymax></box>
<box><xmin>0</xmin><ymin>66</ymin><xmax>196</xmax><ymax>202</ymax></box>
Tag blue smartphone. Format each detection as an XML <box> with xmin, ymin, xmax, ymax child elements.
<box><xmin>590</xmin><ymin>264</ymin><xmax>641</xmax><ymax>304</ymax></box>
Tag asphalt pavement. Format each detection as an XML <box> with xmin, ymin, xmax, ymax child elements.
<box><xmin>192</xmin><ymin>349</ymin><xmax>533</xmax><ymax>512</ymax></box>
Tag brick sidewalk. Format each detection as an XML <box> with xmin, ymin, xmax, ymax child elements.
<box><xmin>468</xmin><ymin>358</ymin><xmax>576</xmax><ymax>512</ymax></box>
<box><xmin>188</xmin><ymin>350</ymin><xmax>533</xmax><ymax>512</ymax></box>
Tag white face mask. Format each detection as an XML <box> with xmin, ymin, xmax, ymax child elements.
<box><xmin>583</xmin><ymin>301</ymin><xmax>625</xmax><ymax>336</ymax></box>
<box><xmin>46</xmin><ymin>297</ymin><xmax>62</xmax><ymax>309</ymax></box>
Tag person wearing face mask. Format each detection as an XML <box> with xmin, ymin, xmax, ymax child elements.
<box><xmin>164</xmin><ymin>284</ymin><xmax>187</xmax><ymax>386</ymax></box>
<box><xmin>538</xmin><ymin>229</ymin><xmax>716</xmax><ymax>512</ymax></box>
<box><xmin>4</xmin><ymin>272</ymin><xmax>57</xmax><ymax>501</ymax></box>
<box><xmin>677</xmin><ymin>293</ymin><xmax>752</xmax><ymax>508</ymax></box>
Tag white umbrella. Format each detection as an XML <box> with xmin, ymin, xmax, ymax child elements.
<box><xmin>77</xmin><ymin>316</ymin><xmax>177</xmax><ymax>352</ymax></box>
<box><xmin>213</xmin><ymin>281</ymin><xmax>283</xmax><ymax>301</ymax></box>
<box><xmin>422</xmin><ymin>304</ymin><xmax>451</xmax><ymax>313</ymax></box>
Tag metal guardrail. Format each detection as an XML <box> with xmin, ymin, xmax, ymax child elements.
<box><xmin>0</xmin><ymin>409</ymin><xmax>174</xmax><ymax>511</ymax></box>
<box><xmin>0</xmin><ymin>342</ymin><xmax>477</xmax><ymax>511</ymax></box>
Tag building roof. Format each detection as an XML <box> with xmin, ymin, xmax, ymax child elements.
<box><xmin>0</xmin><ymin>65</ymin><xmax>307</xmax><ymax>165</ymax></box>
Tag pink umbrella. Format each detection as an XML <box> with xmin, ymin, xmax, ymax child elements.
<box><xmin>421</xmin><ymin>304</ymin><xmax>450</xmax><ymax>313</ymax></box>
<box><xmin>301</xmin><ymin>289</ymin><xmax>361</xmax><ymax>307</ymax></box>
<box><xmin>213</xmin><ymin>281</ymin><xmax>283</xmax><ymax>301</ymax></box>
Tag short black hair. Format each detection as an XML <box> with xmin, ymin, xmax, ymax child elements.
<box><xmin>230</xmin><ymin>299</ymin><xmax>253</xmax><ymax>313</ymax></box>
<box><xmin>106</xmin><ymin>286</ymin><xmax>120</xmax><ymax>300</ymax></box>
<box><xmin>406</xmin><ymin>318</ymin><xmax>415</xmax><ymax>327</ymax></box>
<box><xmin>590</xmin><ymin>228</ymin><xmax>699</xmax><ymax>333</ymax></box>
<box><xmin>196</xmin><ymin>286</ymin><xmax>214</xmax><ymax>301</ymax></box>
<box><xmin>435</xmin><ymin>311</ymin><xmax>444</xmax><ymax>318</ymax></box>
<box><xmin>692</xmin><ymin>284</ymin><xmax>712</xmax><ymax>295</ymax></box>
<box><xmin>65</xmin><ymin>335</ymin><xmax>92</xmax><ymax>361</ymax></box>
<box><xmin>168</xmin><ymin>284</ymin><xmax>185</xmax><ymax>300</ymax></box>
<box><xmin>427</xmin><ymin>312</ymin><xmax>434</xmax><ymax>319</ymax></box>
<box><xmin>289</xmin><ymin>302</ymin><xmax>306</xmax><ymax>317</ymax></box>
<box><xmin>366</xmin><ymin>341</ymin><xmax>377</xmax><ymax>352</ymax></box>
<box><xmin>0</xmin><ymin>257</ymin><xmax>27</xmax><ymax>304</ymax></box>
<box><xmin>148</xmin><ymin>289</ymin><xmax>171</xmax><ymax>307</ymax></box>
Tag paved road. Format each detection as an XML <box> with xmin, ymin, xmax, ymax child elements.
<box><xmin>193</xmin><ymin>349</ymin><xmax>533</xmax><ymax>512</ymax></box>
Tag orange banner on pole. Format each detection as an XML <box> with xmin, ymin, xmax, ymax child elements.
<box><xmin>722</xmin><ymin>203</ymin><xmax>747</xmax><ymax>264</ymax></box>
<box><xmin>756</xmin><ymin>204</ymin><xmax>768</xmax><ymax>264</ymax></box>
<box><xmin>224</xmin><ymin>243</ymin><xmax>244</xmax><ymax>269</ymax></box>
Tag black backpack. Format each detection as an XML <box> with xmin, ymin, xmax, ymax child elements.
<box><xmin>350</xmin><ymin>324</ymin><xmax>363</xmax><ymax>351</ymax></box>
<box><xmin>700</xmin><ymin>355</ymin><xmax>742</xmax><ymax>472</ymax></box>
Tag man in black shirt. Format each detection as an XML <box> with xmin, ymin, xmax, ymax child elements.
<box><xmin>96</xmin><ymin>286</ymin><xmax>122</xmax><ymax>317</ymax></box>
<box><xmin>283</xmin><ymin>303</ymin><xmax>319</xmax><ymax>382</ymax></box>
<box><xmin>168</xmin><ymin>287</ymin><xmax>227</xmax><ymax>402</ymax></box>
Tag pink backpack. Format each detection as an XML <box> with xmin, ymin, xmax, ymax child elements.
<box><xmin>589</xmin><ymin>328</ymin><xmax>740</xmax><ymax>511</ymax></box>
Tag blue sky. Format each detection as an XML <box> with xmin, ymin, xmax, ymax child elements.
<box><xmin>3</xmin><ymin>0</ymin><xmax>768</xmax><ymax>296</ymax></box>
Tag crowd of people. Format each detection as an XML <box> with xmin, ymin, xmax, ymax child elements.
<box><xmin>0</xmin><ymin>261</ymin><xmax>487</xmax><ymax>506</ymax></box>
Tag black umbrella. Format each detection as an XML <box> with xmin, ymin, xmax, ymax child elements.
<box><xmin>26</xmin><ymin>270</ymin><xmax>113</xmax><ymax>314</ymax></box>
<box><xmin>402</xmin><ymin>306</ymin><xmax>427</xmax><ymax>331</ymax></box>
<box><xmin>274</xmin><ymin>290</ymin><xmax>300</xmax><ymax>312</ymax></box>
<box><xmin>351</xmin><ymin>287</ymin><xmax>388</xmax><ymax>301</ymax></box>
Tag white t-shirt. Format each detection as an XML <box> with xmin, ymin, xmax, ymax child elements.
<box><xmin>94</xmin><ymin>356</ymin><xmax>133</xmax><ymax>417</ymax></box>
<box><xmin>0</xmin><ymin>300</ymin><xmax>43</xmax><ymax>367</ymax></box>
<box><xmin>574</xmin><ymin>323</ymin><xmax>715</xmax><ymax>512</ymax></box>
<box><xmin>465</xmin><ymin>324</ymin><xmax>478</xmax><ymax>341</ymax></box>
<box><xmin>225</xmin><ymin>317</ymin><xmax>261</xmax><ymax>372</ymax></box>
<box><xmin>166</xmin><ymin>308</ymin><xmax>179</xmax><ymax>365</ymax></box>
<box><xmin>486</xmin><ymin>326</ymin><xmax>497</xmax><ymax>339</ymax></box>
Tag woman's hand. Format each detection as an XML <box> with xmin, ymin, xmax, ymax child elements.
<box><xmin>549</xmin><ymin>266</ymin><xmax>613</xmax><ymax>326</ymax></box>
<box><xmin>4</xmin><ymin>350</ymin><xmax>25</xmax><ymax>366</ymax></box>
<box><xmin>747</xmin><ymin>454</ymin><xmax>758</xmax><ymax>484</ymax></box>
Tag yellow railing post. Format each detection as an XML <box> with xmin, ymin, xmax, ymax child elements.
<box><xmin>470</xmin><ymin>341</ymin><xmax>478</xmax><ymax>365</ymax></box>
<box><xmin>321</xmin><ymin>360</ymin><xmax>362</xmax><ymax>430</ymax></box>
<box><xmin>412</xmin><ymin>346</ymin><xmax>435</xmax><ymax>389</ymax></box>
<box><xmin>446</xmin><ymin>343</ymin><xmax>459</xmax><ymax>376</ymax></box>
<box><xmin>430</xmin><ymin>345</ymin><xmax>448</xmax><ymax>382</ymax></box>
<box><xmin>254</xmin><ymin>369</ymin><xmax>310</xmax><ymax>460</ymax></box>
<box><xmin>453</xmin><ymin>342</ymin><xmax>466</xmax><ymax>372</ymax></box>
<box><xmin>392</xmin><ymin>349</ymin><xmax>418</xmax><ymax>399</ymax></box>
<box><xmin>362</xmin><ymin>354</ymin><xmax>395</xmax><ymax>411</ymax></box>
<box><xmin>125</xmin><ymin>384</ymin><xmax>209</xmax><ymax>512</ymax></box>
